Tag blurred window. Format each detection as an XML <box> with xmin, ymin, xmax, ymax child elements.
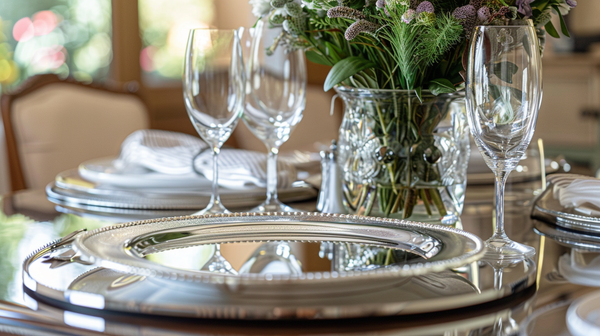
<box><xmin>138</xmin><ymin>0</ymin><xmax>214</xmax><ymax>86</ymax></box>
<box><xmin>0</xmin><ymin>0</ymin><xmax>112</xmax><ymax>91</ymax></box>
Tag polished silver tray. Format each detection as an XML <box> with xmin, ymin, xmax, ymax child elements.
<box><xmin>532</xmin><ymin>184</ymin><xmax>600</xmax><ymax>235</ymax></box>
<box><xmin>72</xmin><ymin>213</ymin><xmax>484</xmax><ymax>285</ymax></box>
<box><xmin>23</xmin><ymin>217</ymin><xmax>537</xmax><ymax>320</ymax></box>
<box><xmin>46</xmin><ymin>170</ymin><xmax>317</xmax><ymax>211</ymax></box>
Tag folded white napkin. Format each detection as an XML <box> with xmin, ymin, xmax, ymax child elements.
<box><xmin>549</xmin><ymin>174</ymin><xmax>600</xmax><ymax>215</ymax></box>
<box><xmin>194</xmin><ymin>149</ymin><xmax>297</xmax><ymax>189</ymax></box>
<box><xmin>112</xmin><ymin>130</ymin><xmax>298</xmax><ymax>190</ymax></box>
<box><xmin>113</xmin><ymin>130</ymin><xmax>207</xmax><ymax>175</ymax></box>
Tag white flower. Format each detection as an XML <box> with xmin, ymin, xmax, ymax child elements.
<box><xmin>249</xmin><ymin>0</ymin><xmax>272</xmax><ymax>17</ymax></box>
<box><xmin>401</xmin><ymin>9</ymin><xmax>416</xmax><ymax>23</ymax></box>
<box><xmin>302</xmin><ymin>0</ymin><xmax>317</xmax><ymax>10</ymax></box>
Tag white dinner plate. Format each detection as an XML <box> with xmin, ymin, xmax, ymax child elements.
<box><xmin>567</xmin><ymin>290</ymin><xmax>600</xmax><ymax>336</ymax></box>
<box><xmin>79</xmin><ymin>157</ymin><xmax>212</xmax><ymax>189</ymax></box>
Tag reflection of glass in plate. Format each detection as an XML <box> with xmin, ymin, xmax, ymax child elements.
<box><xmin>72</xmin><ymin>213</ymin><xmax>484</xmax><ymax>287</ymax></box>
<box><xmin>79</xmin><ymin>157</ymin><xmax>211</xmax><ymax>189</ymax></box>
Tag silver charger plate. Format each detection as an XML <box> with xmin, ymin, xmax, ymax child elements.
<box><xmin>532</xmin><ymin>184</ymin><xmax>600</xmax><ymax>235</ymax></box>
<box><xmin>23</xmin><ymin>216</ymin><xmax>537</xmax><ymax>320</ymax></box>
<box><xmin>72</xmin><ymin>213</ymin><xmax>484</xmax><ymax>285</ymax></box>
<box><xmin>46</xmin><ymin>170</ymin><xmax>317</xmax><ymax>211</ymax></box>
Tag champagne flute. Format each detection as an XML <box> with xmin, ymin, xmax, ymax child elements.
<box><xmin>244</xmin><ymin>19</ymin><xmax>307</xmax><ymax>212</ymax></box>
<box><xmin>465</xmin><ymin>21</ymin><xmax>542</xmax><ymax>260</ymax></box>
<box><xmin>183</xmin><ymin>28</ymin><xmax>245</xmax><ymax>215</ymax></box>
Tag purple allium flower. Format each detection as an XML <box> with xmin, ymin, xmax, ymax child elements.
<box><xmin>566</xmin><ymin>0</ymin><xmax>577</xmax><ymax>8</ymax></box>
<box><xmin>469</xmin><ymin>0</ymin><xmax>482</xmax><ymax>10</ymax></box>
<box><xmin>327</xmin><ymin>6</ymin><xmax>366</xmax><ymax>20</ymax></box>
<box><xmin>344</xmin><ymin>19</ymin><xmax>380</xmax><ymax>40</ymax></box>
<box><xmin>453</xmin><ymin>5</ymin><xmax>477</xmax><ymax>36</ymax></box>
<box><xmin>401</xmin><ymin>8</ymin><xmax>416</xmax><ymax>23</ymax></box>
<box><xmin>516</xmin><ymin>0</ymin><xmax>533</xmax><ymax>17</ymax></box>
<box><xmin>477</xmin><ymin>6</ymin><xmax>490</xmax><ymax>22</ymax></box>
<box><xmin>452</xmin><ymin>5</ymin><xmax>476</xmax><ymax>20</ymax></box>
<box><xmin>416</xmin><ymin>1</ymin><xmax>434</xmax><ymax>14</ymax></box>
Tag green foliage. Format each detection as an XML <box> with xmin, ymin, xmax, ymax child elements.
<box><xmin>380</xmin><ymin>10</ymin><xmax>463</xmax><ymax>90</ymax></box>
<box><xmin>552</xmin><ymin>5</ymin><xmax>570</xmax><ymax>37</ymax></box>
<box><xmin>544</xmin><ymin>20</ymin><xmax>560</xmax><ymax>38</ymax></box>
<box><xmin>420</xmin><ymin>14</ymin><xmax>464</xmax><ymax>67</ymax></box>
<box><xmin>255</xmin><ymin>0</ymin><xmax>575</xmax><ymax>92</ymax></box>
<box><xmin>491</xmin><ymin>61</ymin><xmax>519</xmax><ymax>84</ymax></box>
<box><xmin>323</xmin><ymin>56</ymin><xmax>376</xmax><ymax>91</ymax></box>
<box><xmin>428</xmin><ymin>78</ymin><xmax>457</xmax><ymax>95</ymax></box>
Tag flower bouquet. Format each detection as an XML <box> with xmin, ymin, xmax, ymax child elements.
<box><xmin>249</xmin><ymin>0</ymin><xmax>576</xmax><ymax>222</ymax></box>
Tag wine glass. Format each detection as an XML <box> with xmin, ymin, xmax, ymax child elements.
<box><xmin>183</xmin><ymin>28</ymin><xmax>245</xmax><ymax>215</ymax></box>
<box><xmin>465</xmin><ymin>21</ymin><xmax>542</xmax><ymax>261</ymax></box>
<box><xmin>244</xmin><ymin>19</ymin><xmax>307</xmax><ymax>212</ymax></box>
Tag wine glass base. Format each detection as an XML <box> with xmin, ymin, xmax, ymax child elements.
<box><xmin>201</xmin><ymin>246</ymin><xmax>238</xmax><ymax>275</ymax></box>
<box><xmin>250</xmin><ymin>200</ymin><xmax>304</xmax><ymax>213</ymax></box>
<box><xmin>192</xmin><ymin>202</ymin><xmax>230</xmax><ymax>216</ymax></box>
<box><xmin>483</xmin><ymin>236</ymin><xmax>535</xmax><ymax>262</ymax></box>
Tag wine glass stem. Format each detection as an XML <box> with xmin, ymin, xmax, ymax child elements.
<box><xmin>494</xmin><ymin>170</ymin><xmax>510</xmax><ymax>238</ymax></box>
<box><xmin>493</xmin><ymin>266</ymin><xmax>503</xmax><ymax>290</ymax></box>
<box><xmin>210</xmin><ymin>147</ymin><xmax>223</xmax><ymax>208</ymax></box>
<box><xmin>266</xmin><ymin>146</ymin><xmax>279</xmax><ymax>204</ymax></box>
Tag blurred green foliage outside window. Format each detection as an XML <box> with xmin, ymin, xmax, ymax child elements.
<box><xmin>0</xmin><ymin>0</ymin><xmax>111</xmax><ymax>92</ymax></box>
<box><xmin>138</xmin><ymin>0</ymin><xmax>214</xmax><ymax>86</ymax></box>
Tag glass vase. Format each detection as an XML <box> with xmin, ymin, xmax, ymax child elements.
<box><xmin>336</xmin><ymin>86</ymin><xmax>470</xmax><ymax>225</ymax></box>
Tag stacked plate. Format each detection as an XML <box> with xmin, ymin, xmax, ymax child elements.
<box><xmin>22</xmin><ymin>213</ymin><xmax>536</xmax><ymax>320</ymax></box>
<box><xmin>46</xmin><ymin>156</ymin><xmax>319</xmax><ymax>215</ymax></box>
<box><xmin>532</xmin><ymin>174</ymin><xmax>600</xmax><ymax>250</ymax></box>
<box><xmin>532</xmin><ymin>174</ymin><xmax>600</xmax><ymax>286</ymax></box>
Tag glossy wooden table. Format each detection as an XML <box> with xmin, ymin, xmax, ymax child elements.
<box><xmin>0</xmin><ymin>184</ymin><xmax>596</xmax><ymax>335</ymax></box>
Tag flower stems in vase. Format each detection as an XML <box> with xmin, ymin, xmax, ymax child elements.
<box><xmin>339</xmin><ymin>89</ymin><xmax>457</xmax><ymax>221</ymax></box>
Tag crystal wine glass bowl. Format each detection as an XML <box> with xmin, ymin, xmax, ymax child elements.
<box><xmin>244</xmin><ymin>19</ymin><xmax>307</xmax><ymax>212</ymax></box>
<box><xmin>465</xmin><ymin>21</ymin><xmax>542</xmax><ymax>261</ymax></box>
<box><xmin>183</xmin><ymin>28</ymin><xmax>245</xmax><ymax>215</ymax></box>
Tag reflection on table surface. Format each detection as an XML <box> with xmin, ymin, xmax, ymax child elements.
<box><xmin>0</xmin><ymin>177</ymin><xmax>597</xmax><ymax>335</ymax></box>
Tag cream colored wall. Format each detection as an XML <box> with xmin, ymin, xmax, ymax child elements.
<box><xmin>570</xmin><ymin>1</ymin><xmax>600</xmax><ymax>37</ymax></box>
<box><xmin>214</xmin><ymin>0</ymin><xmax>255</xmax><ymax>29</ymax></box>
